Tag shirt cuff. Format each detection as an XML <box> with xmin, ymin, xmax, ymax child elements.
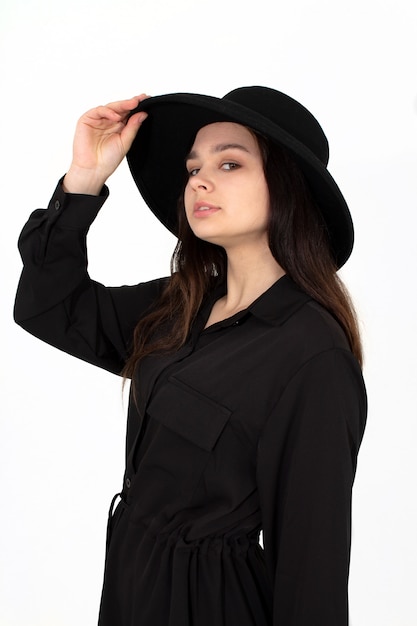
<box><xmin>45</xmin><ymin>176</ymin><xmax>110</xmax><ymax>230</ymax></box>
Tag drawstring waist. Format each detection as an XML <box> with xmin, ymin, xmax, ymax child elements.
<box><xmin>106</xmin><ymin>491</ymin><xmax>129</xmax><ymax>556</ymax></box>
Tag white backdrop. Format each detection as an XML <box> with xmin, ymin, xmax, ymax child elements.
<box><xmin>1</xmin><ymin>0</ymin><xmax>416</xmax><ymax>624</ymax></box>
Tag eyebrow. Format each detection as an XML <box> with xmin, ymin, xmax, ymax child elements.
<box><xmin>185</xmin><ymin>143</ymin><xmax>251</xmax><ymax>162</ymax></box>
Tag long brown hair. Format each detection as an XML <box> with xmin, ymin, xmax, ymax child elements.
<box><xmin>122</xmin><ymin>130</ymin><xmax>363</xmax><ymax>380</ymax></box>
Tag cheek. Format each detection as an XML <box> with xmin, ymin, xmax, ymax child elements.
<box><xmin>183</xmin><ymin>186</ymin><xmax>195</xmax><ymax>225</ymax></box>
<box><xmin>248</xmin><ymin>180</ymin><xmax>270</xmax><ymax>224</ymax></box>
<box><xmin>184</xmin><ymin>181</ymin><xmax>193</xmax><ymax>207</ymax></box>
<box><xmin>259</xmin><ymin>178</ymin><xmax>271</xmax><ymax>219</ymax></box>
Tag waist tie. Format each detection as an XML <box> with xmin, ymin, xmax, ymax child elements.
<box><xmin>105</xmin><ymin>491</ymin><xmax>129</xmax><ymax>557</ymax></box>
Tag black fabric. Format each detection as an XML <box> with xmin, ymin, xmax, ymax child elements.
<box><xmin>14</xmin><ymin>181</ymin><xmax>367</xmax><ymax>626</ymax></box>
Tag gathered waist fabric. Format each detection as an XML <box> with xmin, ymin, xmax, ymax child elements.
<box><xmin>99</xmin><ymin>492</ymin><xmax>272</xmax><ymax>626</ymax></box>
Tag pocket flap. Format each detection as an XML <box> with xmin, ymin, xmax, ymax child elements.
<box><xmin>147</xmin><ymin>376</ymin><xmax>232</xmax><ymax>452</ymax></box>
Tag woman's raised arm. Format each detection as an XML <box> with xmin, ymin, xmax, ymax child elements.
<box><xmin>13</xmin><ymin>94</ymin><xmax>170</xmax><ymax>376</ymax></box>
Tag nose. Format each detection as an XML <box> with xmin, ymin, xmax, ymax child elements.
<box><xmin>189</xmin><ymin>168</ymin><xmax>214</xmax><ymax>192</ymax></box>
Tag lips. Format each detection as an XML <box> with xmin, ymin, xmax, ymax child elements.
<box><xmin>193</xmin><ymin>201</ymin><xmax>221</xmax><ymax>216</ymax></box>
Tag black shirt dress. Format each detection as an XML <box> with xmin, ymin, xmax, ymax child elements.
<box><xmin>14</xmin><ymin>181</ymin><xmax>367</xmax><ymax>626</ymax></box>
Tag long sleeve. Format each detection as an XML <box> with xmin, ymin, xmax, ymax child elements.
<box><xmin>14</xmin><ymin>180</ymin><xmax>167</xmax><ymax>375</ymax></box>
<box><xmin>256</xmin><ymin>348</ymin><xmax>367</xmax><ymax>625</ymax></box>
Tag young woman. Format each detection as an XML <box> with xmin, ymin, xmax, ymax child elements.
<box><xmin>14</xmin><ymin>87</ymin><xmax>367</xmax><ymax>626</ymax></box>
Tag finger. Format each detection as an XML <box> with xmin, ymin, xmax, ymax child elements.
<box><xmin>121</xmin><ymin>111</ymin><xmax>148</xmax><ymax>151</ymax></box>
<box><xmin>127</xmin><ymin>110</ymin><xmax>148</xmax><ymax>125</ymax></box>
<box><xmin>82</xmin><ymin>105</ymin><xmax>122</xmax><ymax>123</ymax></box>
<box><xmin>105</xmin><ymin>94</ymin><xmax>150</xmax><ymax>115</ymax></box>
<box><xmin>99</xmin><ymin>95</ymin><xmax>150</xmax><ymax>128</ymax></box>
<box><xmin>132</xmin><ymin>94</ymin><xmax>152</xmax><ymax>102</ymax></box>
<box><xmin>81</xmin><ymin>95</ymin><xmax>151</xmax><ymax>127</ymax></box>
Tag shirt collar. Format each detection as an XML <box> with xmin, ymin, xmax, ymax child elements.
<box><xmin>200</xmin><ymin>274</ymin><xmax>311</xmax><ymax>330</ymax></box>
<box><xmin>247</xmin><ymin>274</ymin><xmax>312</xmax><ymax>326</ymax></box>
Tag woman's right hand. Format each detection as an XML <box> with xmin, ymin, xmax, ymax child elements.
<box><xmin>63</xmin><ymin>94</ymin><xmax>150</xmax><ymax>195</ymax></box>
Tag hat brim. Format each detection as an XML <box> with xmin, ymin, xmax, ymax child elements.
<box><xmin>127</xmin><ymin>93</ymin><xmax>353</xmax><ymax>268</ymax></box>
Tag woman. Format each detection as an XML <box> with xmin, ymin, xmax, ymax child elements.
<box><xmin>14</xmin><ymin>87</ymin><xmax>367</xmax><ymax>625</ymax></box>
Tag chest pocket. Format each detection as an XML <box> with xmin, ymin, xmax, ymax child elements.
<box><xmin>128</xmin><ymin>376</ymin><xmax>232</xmax><ymax>528</ymax></box>
<box><xmin>150</xmin><ymin>375</ymin><xmax>232</xmax><ymax>451</ymax></box>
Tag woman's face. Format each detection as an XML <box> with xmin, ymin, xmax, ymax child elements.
<box><xmin>183</xmin><ymin>122</ymin><xmax>270</xmax><ymax>250</ymax></box>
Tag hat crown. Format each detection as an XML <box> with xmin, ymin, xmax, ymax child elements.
<box><xmin>223</xmin><ymin>87</ymin><xmax>329</xmax><ymax>166</ymax></box>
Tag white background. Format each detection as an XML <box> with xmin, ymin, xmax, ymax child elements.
<box><xmin>1</xmin><ymin>0</ymin><xmax>416</xmax><ymax>624</ymax></box>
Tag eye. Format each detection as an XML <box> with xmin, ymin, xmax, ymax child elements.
<box><xmin>221</xmin><ymin>162</ymin><xmax>240</xmax><ymax>171</ymax></box>
<box><xmin>188</xmin><ymin>167</ymin><xmax>200</xmax><ymax>177</ymax></box>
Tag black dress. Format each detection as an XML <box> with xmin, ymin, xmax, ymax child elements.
<box><xmin>14</xmin><ymin>181</ymin><xmax>367</xmax><ymax>626</ymax></box>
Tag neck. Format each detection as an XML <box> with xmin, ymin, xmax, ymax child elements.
<box><xmin>222</xmin><ymin>241</ymin><xmax>285</xmax><ymax>311</ymax></box>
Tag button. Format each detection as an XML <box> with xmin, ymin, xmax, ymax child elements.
<box><xmin>125</xmin><ymin>477</ymin><xmax>131</xmax><ymax>488</ymax></box>
<box><xmin>233</xmin><ymin>320</ymin><xmax>240</xmax><ymax>326</ymax></box>
<box><xmin>54</xmin><ymin>200</ymin><xmax>61</xmax><ymax>211</ymax></box>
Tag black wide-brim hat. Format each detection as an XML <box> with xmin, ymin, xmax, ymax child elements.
<box><xmin>127</xmin><ymin>86</ymin><xmax>353</xmax><ymax>268</ymax></box>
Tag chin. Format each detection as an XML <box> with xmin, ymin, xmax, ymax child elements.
<box><xmin>190</xmin><ymin>225</ymin><xmax>224</xmax><ymax>245</ymax></box>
